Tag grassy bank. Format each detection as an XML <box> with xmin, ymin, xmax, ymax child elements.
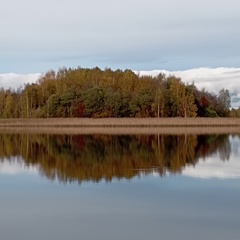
<box><xmin>0</xmin><ymin>118</ymin><xmax>240</xmax><ymax>127</ymax></box>
<box><xmin>0</xmin><ymin>118</ymin><xmax>240</xmax><ymax>134</ymax></box>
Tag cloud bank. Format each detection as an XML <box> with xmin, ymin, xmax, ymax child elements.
<box><xmin>137</xmin><ymin>67</ymin><xmax>240</xmax><ymax>93</ymax></box>
<box><xmin>0</xmin><ymin>73</ymin><xmax>41</xmax><ymax>90</ymax></box>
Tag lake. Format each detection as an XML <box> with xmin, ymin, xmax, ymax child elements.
<box><xmin>0</xmin><ymin>132</ymin><xmax>240</xmax><ymax>240</ymax></box>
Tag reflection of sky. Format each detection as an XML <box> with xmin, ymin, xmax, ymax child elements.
<box><xmin>1</xmin><ymin>136</ymin><xmax>240</xmax><ymax>240</ymax></box>
<box><xmin>0</xmin><ymin>172</ymin><xmax>240</xmax><ymax>240</ymax></box>
<box><xmin>183</xmin><ymin>136</ymin><xmax>240</xmax><ymax>179</ymax></box>
<box><xmin>0</xmin><ymin>157</ymin><xmax>37</xmax><ymax>175</ymax></box>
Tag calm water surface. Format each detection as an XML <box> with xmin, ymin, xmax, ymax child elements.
<box><xmin>0</xmin><ymin>133</ymin><xmax>240</xmax><ymax>240</ymax></box>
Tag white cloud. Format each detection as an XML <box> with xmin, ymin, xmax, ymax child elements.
<box><xmin>137</xmin><ymin>67</ymin><xmax>240</xmax><ymax>93</ymax></box>
<box><xmin>0</xmin><ymin>73</ymin><xmax>41</xmax><ymax>90</ymax></box>
<box><xmin>173</xmin><ymin>68</ymin><xmax>240</xmax><ymax>94</ymax></box>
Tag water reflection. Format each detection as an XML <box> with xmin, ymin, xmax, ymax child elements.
<box><xmin>183</xmin><ymin>135</ymin><xmax>240</xmax><ymax>179</ymax></box>
<box><xmin>0</xmin><ymin>133</ymin><xmax>237</xmax><ymax>183</ymax></box>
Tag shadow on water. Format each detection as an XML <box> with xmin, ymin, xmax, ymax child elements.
<box><xmin>0</xmin><ymin>133</ymin><xmax>237</xmax><ymax>183</ymax></box>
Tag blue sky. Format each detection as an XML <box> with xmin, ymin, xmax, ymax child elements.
<box><xmin>1</xmin><ymin>0</ymin><xmax>240</xmax><ymax>73</ymax></box>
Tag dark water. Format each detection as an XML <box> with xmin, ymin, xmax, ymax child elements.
<box><xmin>0</xmin><ymin>133</ymin><xmax>240</xmax><ymax>240</ymax></box>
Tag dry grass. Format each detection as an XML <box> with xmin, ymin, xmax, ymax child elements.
<box><xmin>0</xmin><ymin>118</ymin><xmax>240</xmax><ymax>134</ymax></box>
<box><xmin>0</xmin><ymin>117</ymin><xmax>240</xmax><ymax>127</ymax></box>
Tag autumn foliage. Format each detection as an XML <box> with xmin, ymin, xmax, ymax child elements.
<box><xmin>0</xmin><ymin>67</ymin><xmax>231</xmax><ymax>118</ymax></box>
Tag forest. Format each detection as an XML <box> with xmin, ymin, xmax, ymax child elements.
<box><xmin>0</xmin><ymin>67</ymin><xmax>232</xmax><ymax>118</ymax></box>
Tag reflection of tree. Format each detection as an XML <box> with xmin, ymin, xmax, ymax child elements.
<box><xmin>195</xmin><ymin>134</ymin><xmax>231</xmax><ymax>161</ymax></box>
<box><xmin>218</xmin><ymin>137</ymin><xmax>231</xmax><ymax>161</ymax></box>
<box><xmin>0</xmin><ymin>133</ymin><xmax>234</xmax><ymax>183</ymax></box>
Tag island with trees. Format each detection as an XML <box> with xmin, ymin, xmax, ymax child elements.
<box><xmin>0</xmin><ymin>67</ymin><xmax>234</xmax><ymax>119</ymax></box>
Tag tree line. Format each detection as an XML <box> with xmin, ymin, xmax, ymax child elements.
<box><xmin>0</xmin><ymin>67</ymin><xmax>232</xmax><ymax>118</ymax></box>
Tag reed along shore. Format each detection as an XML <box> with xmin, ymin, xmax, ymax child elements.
<box><xmin>0</xmin><ymin>118</ymin><xmax>240</xmax><ymax>135</ymax></box>
<box><xmin>0</xmin><ymin>118</ymin><xmax>240</xmax><ymax>127</ymax></box>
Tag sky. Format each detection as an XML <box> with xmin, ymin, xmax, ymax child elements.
<box><xmin>1</xmin><ymin>0</ymin><xmax>240</xmax><ymax>106</ymax></box>
<box><xmin>1</xmin><ymin>0</ymin><xmax>240</xmax><ymax>73</ymax></box>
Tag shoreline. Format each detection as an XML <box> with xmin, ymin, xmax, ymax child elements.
<box><xmin>0</xmin><ymin>117</ymin><xmax>240</xmax><ymax>127</ymax></box>
<box><xmin>0</xmin><ymin>118</ymin><xmax>240</xmax><ymax>134</ymax></box>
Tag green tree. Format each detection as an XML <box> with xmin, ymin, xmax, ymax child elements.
<box><xmin>82</xmin><ymin>87</ymin><xmax>106</xmax><ymax>117</ymax></box>
<box><xmin>104</xmin><ymin>91</ymin><xmax>131</xmax><ymax>117</ymax></box>
<box><xmin>130</xmin><ymin>90</ymin><xmax>154</xmax><ymax>117</ymax></box>
<box><xmin>216</xmin><ymin>89</ymin><xmax>231</xmax><ymax>117</ymax></box>
<box><xmin>0</xmin><ymin>88</ymin><xmax>6</xmax><ymax>117</ymax></box>
<box><xmin>153</xmin><ymin>74</ymin><xmax>167</xmax><ymax>118</ymax></box>
<box><xmin>2</xmin><ymin>90</ymin><xmax>14</xmax><ymax>118</ymax></box>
